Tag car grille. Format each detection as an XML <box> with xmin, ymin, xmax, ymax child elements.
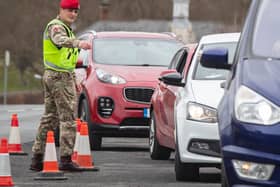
<box><xmin>124</xmin><ymin>87</ymin><xmax>154</xmax><ymax>104</ymax></box>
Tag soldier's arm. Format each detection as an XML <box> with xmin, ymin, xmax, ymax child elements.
<box><xmin>48</xmin><ymin>24</ymin><xmax>80</xmax><ymax>48</ymax></box>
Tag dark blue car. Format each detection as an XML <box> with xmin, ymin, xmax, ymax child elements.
<box><xmin>201</xmin><ymin>1</ymin><xmax>280</xmax><ymax>186</ymax></box>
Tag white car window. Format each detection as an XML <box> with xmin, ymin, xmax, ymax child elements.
<box><xmin>194</xmin><ymin>42</ymin><xmax>237</xmax><ymax>80</ymax></box>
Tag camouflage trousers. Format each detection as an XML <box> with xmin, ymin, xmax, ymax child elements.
<box><xmin>32</xmin><ymin>69</ymin><xmax>77</xmax><ymax>157</ymax></box>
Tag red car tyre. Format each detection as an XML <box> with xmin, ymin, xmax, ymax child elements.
<box><xmin>149</xmin><ymin>111</ymin><xmax>171</xmax><ymax>160</ymax></box>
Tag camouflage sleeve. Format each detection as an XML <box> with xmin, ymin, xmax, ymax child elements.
<box><xmin>48</xmin><ymin>24</ymin><xmax>80</xmax><ymax>48</ymax></box>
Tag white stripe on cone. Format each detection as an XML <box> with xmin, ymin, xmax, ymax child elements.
<box><xmin>8</xmin><ymin>127</ymin><xmax>21</xmax><ymax>144</ymax></box>
<box><xmin>44</xmin><ymin>142</ymin><xmax>57</xmax><ymax>162</ymax></box>
<box><xmin>78</xmin><ymin>136</ymin><xmax>91</xmax><ymax>155</ymax></box>
<box><xmin>73</xmin><ymin>132</ymin><xmax>80</xmax><ymax>153</ymax></box>
<box><xmin>0</xmin><ymin>153</ymin><xmax>11</xmax><ymax>176</ymax></box>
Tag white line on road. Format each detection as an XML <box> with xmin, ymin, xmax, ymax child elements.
<box><xmin>7</xmin><ymin>109</ymin><xmax>25</xmax><ymax>113</ymax></box>
<box><xmin>31</xmin><ymin>108</ymin><xmax>43</xmax><ymax>111</ymax></box>
<box><xmin>3</xmin><ymin>108</ymin><xmax>43</xmax><ymax>113</ymax></box>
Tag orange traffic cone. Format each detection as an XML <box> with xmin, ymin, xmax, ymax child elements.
<box><xmin>34</xmin><ymin>131</ymin><xmax>67</xmax><ymax>180</ymax></box>
<box><xmin>8</xmin><ymin>114</ymin><xmax>27</xmax><ymax>155</ymax></box>
<box><xmin>76</xmin><ymin>122</ymin><xmax>99</xmax><ymax>171</ymax></box>
<box><xmin>72</xmin><ymin>119</ymin><xmax>82</xmax><ymax>163</ymax></box>
<box><xmin>0</xmin><ymin>138</ymin><xmax>14</xmax><ymax>186</ymax></box>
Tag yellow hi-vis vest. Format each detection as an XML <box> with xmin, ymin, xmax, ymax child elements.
<box><xmin>43</xmin><ymin>19</ymin><xmax>79</xmax><ymax>72</ymax></box>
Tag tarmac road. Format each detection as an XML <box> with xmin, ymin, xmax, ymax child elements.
<box><xmin>0</xmin><ymin>104</ymin><xmax>43</xmax><ymax>143</ymax></box>
<box><xmin>1</xmin><ymin>105</ymin><xmax>221</xmax><ymax>187</ymax></box>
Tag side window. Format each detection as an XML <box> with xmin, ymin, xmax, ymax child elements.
<box><xmin>176</xmin><ymin>50</ymin><xmax>188</xmax><ymax>74</ymax></box>
<box><xmin>78</xmin><ymin>49</ymin><xmax>89</xmax><ymax>65</ymax></box>
<box><xmin>78</xmin><ymin>34</ymin><xmax>89</xmax><ymax>41</ymax></box>
<box><xmin>78</xmin><ymin>33</ymin><xmax>90</xmax><ymax>65</ymax></box>
<box><xmin>77</xmin><ymin>34</ymin><xmax>91</xmax><ymax>66</ymax></box>
<box><xmin>168</xmin><ymin>49</ymin><xmax>184</xmax><ymax>69</ymax></box>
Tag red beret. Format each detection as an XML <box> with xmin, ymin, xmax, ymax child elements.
<box><xmin>60</xmin><ymin>0</ymin><xmax>80</xmax><ymax>9</ymax></box>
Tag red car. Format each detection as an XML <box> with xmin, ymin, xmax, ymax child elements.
<box><xmin>75</xmin><ymin>31</ymin><xmax>183</xmax><ymax>150</ymax></box>
<box><xmin>149</xmin><ymin>44</ymin><xmax>197</xmax><ymax>159</ymax></box>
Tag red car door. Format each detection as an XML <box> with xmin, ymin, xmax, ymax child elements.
<box><xmin>156</xmin><ymin>48</ymin><xmax>190</xmax><ymax>148</ymax></box>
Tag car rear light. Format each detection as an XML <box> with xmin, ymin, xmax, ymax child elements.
<box><xmin>98</xmin><ymin>97</ymin><xmax>114</xmax><ymax>118</ymax></box>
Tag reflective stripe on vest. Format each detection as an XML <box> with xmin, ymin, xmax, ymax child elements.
<box><xmin>43</xmin><ymin>19</ymin><xmax>79</xmax><ymax>72</ymax></box>
<box><xmin>44</xmin><ymin>61</ymin><xmax>74</xmax><ymax>71</ymax></box>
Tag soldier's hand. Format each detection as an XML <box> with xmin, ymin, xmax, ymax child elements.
<box><xmin>78</xmin><ymin>41</ymin><xmax>92</xmax><ymax>50</ymax></box>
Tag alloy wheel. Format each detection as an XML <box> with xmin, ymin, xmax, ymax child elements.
<box><xmin>149</xmin><ymin>117</ymin><xmax>155</xmax><ymax>154</ymax></box>
<box><xmin>79</xmin><ymin>101</ymin><xmax>87</xmax><ymax>121</ymax></box>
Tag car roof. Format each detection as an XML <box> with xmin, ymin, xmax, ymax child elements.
<box><xmin>92</xmin><ymin>31</ymin><xmax>179</xmax><ymax>40</ymax></box>
<box><xmin>199</xmin><ymin>32</ymin><xmax>240</xmax><ymax>44</ymax></box>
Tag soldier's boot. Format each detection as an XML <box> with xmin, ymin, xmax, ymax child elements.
<box><xmin>59</xmin><ymin>155</ymin><xmax>83</xmax><ymax>172</ymax></box>
<box><xmin>30</xmin><ymin>153</ymin><xmax>44</xmax><ymax>171</ymax></box>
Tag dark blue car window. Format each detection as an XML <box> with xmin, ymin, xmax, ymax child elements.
<box><xmin>253</xmin><ymin>0</ymin><xmax>280</xmax><ymax>59</ymax></box>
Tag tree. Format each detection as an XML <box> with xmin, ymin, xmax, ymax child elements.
<box><xmin>0</xmin><ymin>0</ymin><xmax>249</xmax><ymax>87</ymax></box>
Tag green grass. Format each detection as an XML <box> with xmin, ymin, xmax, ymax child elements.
<box><xmin>0</xmin><ymin>59</ymin><xmax>42</xmax><ymax>92</ymax></box>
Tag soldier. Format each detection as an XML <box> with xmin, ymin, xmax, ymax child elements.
<box><xmin>30</xmin><ymin>0</ymin><xmax>91</xmax><ymax>171</ymax></box>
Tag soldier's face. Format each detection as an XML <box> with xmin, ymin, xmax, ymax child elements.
<box><xmin>59</xmin><ymin>8</ymin><xmax>79</xmax><ymax>25</ymax></box>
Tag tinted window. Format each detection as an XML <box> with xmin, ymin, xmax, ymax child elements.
<box><xmin>93</xmin><ymin>38</ymin><xmax>183</xmax><ymax>66</ymax></box>
<box><xmin>194</xmin><ymin>42</ymin><xmax>237</xmax><ymax>80</ymax></box>
<box><xmin>176</xmin><ymin>51</ymin><xmax>188</xmax><ymax>74</ymax></box>
<box><xmin>253</xmin><ymin>0</ymin><xmax>280</xmax><ymax>58</ymax></box>
<box><xmin>78</xmin><ymin>49</ymin><xmax>89</xmax><ymax>65</ymax></box>
<box><xmin>168</xmin><ymin>49</ymin><xmax>184</xmax><ymax>69</ymax></box>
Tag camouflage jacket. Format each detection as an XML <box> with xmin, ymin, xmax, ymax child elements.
<box><xmin>47</xmin><ymin>17</ymin><xmax>80</xmax><ymax>48</ymax></box>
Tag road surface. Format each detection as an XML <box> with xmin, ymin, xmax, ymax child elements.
<box><xmin>0</xmin><ymin>105</ymin><xmax>221</xmax><ymax>187</ymax></box>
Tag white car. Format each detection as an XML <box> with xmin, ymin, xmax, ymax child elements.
<box><xmin>173</xmin><ymin>33</ymin><xmax>240</xmax><ymax>181</ymax></box>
